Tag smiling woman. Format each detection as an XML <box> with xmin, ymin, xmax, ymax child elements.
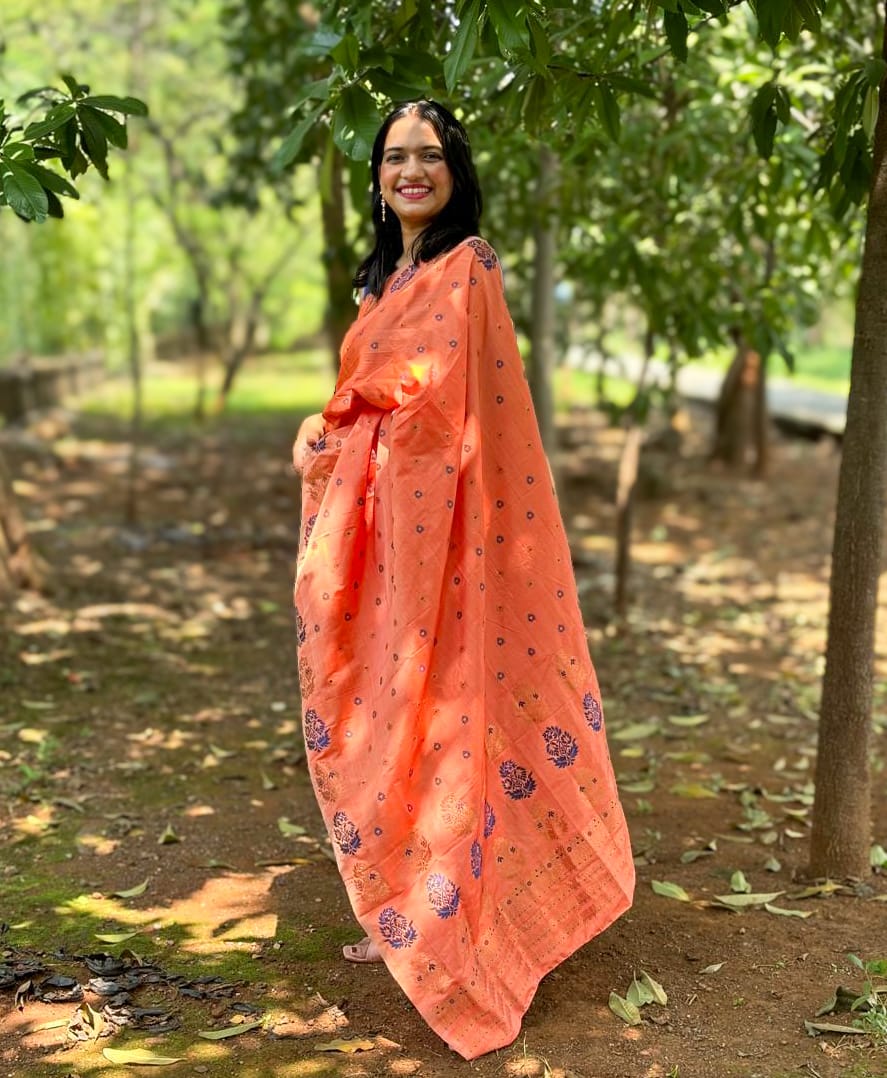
<box><xmin>291</xmin><ymin>100</ymin><xmax>634</xmax><ymax>1061</ymax></box>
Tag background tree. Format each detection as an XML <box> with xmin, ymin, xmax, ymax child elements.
<box><xmin>0</xmin><ymin>73</ymin><xmax>146</xmax><ymax>591</ymax></box>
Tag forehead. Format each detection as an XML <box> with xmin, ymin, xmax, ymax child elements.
<box><xmin>383</xmin><ymin>115</ymin><xmax>443</xmax><ymax>151</ymax></box>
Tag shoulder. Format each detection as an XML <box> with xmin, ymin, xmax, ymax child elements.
<box><xmin>444</xmin><ymin>235</ymin><xmax>500</xmax><ymax>272</ymax></box>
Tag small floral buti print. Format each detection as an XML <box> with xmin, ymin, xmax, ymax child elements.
<box><xmin>304</xmin><ymin>708</ymin><xmax>331</xmax><ymax>752</ymax></box>
<box><xmin>333</xmin><ymin>810</ymin><xmax>361</xmax><ymax>855</ymax></box>
<box><xmin>303</xmin><ymin>513</ymin><xmax>317</xmax><ymax>546</ymax></box>
<box><xmin>426</xmin><ymin>872</ymin><xmax>461</xmax><ymax>919</ymax></box>
<box><xmin>483</xmin><ymin>800</ymin><xmax>496</xmax><ymax>837</ymax></box>
<box><xmin>379</xmin><ymin>906</ymin><xmax>418</xmax><ymax>949</ymax></box>
<box><xmin>499</xmin><ymin>760</ymin><xmax>537</xmax><ymax>800</ymax></box>
<box><xmin>466</xmin><ymin>237</ymin><xmax>498</xmax><ymax>271</ymax></box>
<box><xmin>543</xmin><ymin>725</ymin><xmax>579</xmax><ymax>768</ymax></box>
<box><xmin>583</xmin><ymin>691</ymin><xmax>603</xmax><ymax>731</ymax></box>
<box><xmin>470</xmin><ymin>840</ymin><xmax>482</xmax><ymax>879</ymax></box>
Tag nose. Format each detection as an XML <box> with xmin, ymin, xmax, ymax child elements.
<box><xmin>402</xmin><ymin>154</ymin><xmax>426</xmax><ymax>179</ymax></box>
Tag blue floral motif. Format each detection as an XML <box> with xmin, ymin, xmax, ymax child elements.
<box><xmin>378</xmin><ymin>907</ymin><xmax>417</xmax><ymax>949</ymax></box>
<box><xmin>467</xmin><ymin>237</ymin><xmax>498</xmax><ymax>271</ymax></box>
<box><xmin>295</xmin><ymin>609</ymin><xmax>307</xmax><ymax>645</ymax></box>
<box><xmin>303</xmin><ymin>513</ymin><xmax>317</xmax><ymax>545</ymax></box>
<box><xmin>583</xmin><ymin>692</ymin><xmax>603</xmax><ymax>731</ymax></box>
<box><xmin>470</xmin><ymin>840</ymin><xmax>482</xmax><ymax>879</ymax></box>
<box><xmin>426</xmin><ymin>873</ymin><xmax>461</xmax><ymax>919</ymax></box>
<box><xmin>544</xmin><ymin>726</ymin><xmax>579</xmax><ymax>768</ymax></box>
<box><xmin>311</xmin><ymin>435</ymin><xmax>326</xmax><ymax>453</ymax></box>
<box><xmin>499</xmin><ymin>760</ymin><xmax>537</xmax><ymax>800</ymax></box>
<box><xmin>304</xmin><ymin>708</ymin><xmax>330</xmax><ymax>751</ymax></box>
<box><xmin>332</xmin><ymin>810</ymin><xmax>361</xmax><ymax>855</ymax></box>
<box><xmin>389</xmin><ymin>263</ymin><xmax>419</xmax><ymax>293</ymax></box>
<box><xmin>483</xmin><ymin>800</ymin><xmax>496</xmax><ymax>837</ymax></box>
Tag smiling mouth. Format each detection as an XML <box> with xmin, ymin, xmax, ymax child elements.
<box><xmin>397</xmin><ymin>186</ymin><xmax>432</xmax><ymax>198</ymax></box>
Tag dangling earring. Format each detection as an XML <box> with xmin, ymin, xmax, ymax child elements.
<box><xmin>380</xmin><ymin>196</ymin><xmax>387</xmax><ymax>223</ymax></box>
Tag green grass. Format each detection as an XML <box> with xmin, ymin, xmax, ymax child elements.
<box><xmin>80</xmin><ymin>351</ymin><xmax>335</xmax><ymax>430</ymax></box>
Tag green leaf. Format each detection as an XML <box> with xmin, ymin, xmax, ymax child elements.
<box><xmin>764</xmin><ymin>903</ymin><xmax>814</xmax><ymax>919</ymax></box>
<box><xmin>667</xmin><ymin>713</ymin><xmax>709</xmax><ymax>727</ymax></box>
<box><xmin>1</xmin><ymin>162</ymin><xmax>49</xmax><ymax>220</ymax></box>
<box><xmin>158</xmin><ymin>824</ymin><xmax>180</xmax><ymax>845</ymax></box>
<box><xmin>651</xmin><ymin>879</ymin><xmax>691</xmax><ymax>901</ymax></box>
<box><xmin>17</xmin><ymin>161</ymin><xmax>78</xmax><ymax>199</ymax></box>
<box><xmin>111</xmin><ymin>878</ymin><xmax>150</xmax><ymax>899</ymax></box>
<box><xmin>609</xmin><ymin>991</ymin><xmax>642</xmax><ymax>1025</ymax></box>
<box><xmin>277</xmin><ymin>816</ymin><xmax>307</xmax><ymax>837</ymax></box>
<box><xmin>626</xmin><ymin>976</ymin><xmax>655</xmax><ymax>1007</ymax></box>
<box><xmin>713</xmin><ymin>891</ymin><xmax>784</xmax><ymax>909</ymax></box>
<box><xmin>730</xmin><ymin>870</ymin><xmax>752</xmax><ymax>894</ymax></box>
<box><xmin>862</xmin><ymin>87</ymin><xmax>879</xmax><ymax>140</ymax></box>
<box><xmin>60</xmin><ymin>73</ymin><xmax>87</xmax><ymax>98</ymax></box>
<box><xmin>639</xmin><ymin>970</ymin><xmax>668</xmax><ymax>1005</ymax></box>
<box><xmin>444</xmin><ymin>0</ymin><xmax>481</xmax><ymax>92</ymax></box>
<box><xmin>94</xmin><ymin>929</ymin><xmax>143</xmax><ymax>943</ymax></box>
<box><xmin>330</xmin><ymin>32</ymin><xmax>360</xmax><ymax>71</ymax></box>
<box><xmin>198</xmin><ymin>1018</ymin><xmax>264</xmax><ymax>1040</ymax></box>
<box><xmin>863</xmin><ymin>58</ymin><xmax>887</xmax><ymax>89</ymax></box>
<box><xmin>290</xmin><ymin>79</ymin><xmax>331</xmax><ymax>112</ymax></box>
<box><xmin>81</xmin><ymin>94</ymin><xmax>148</xmax><ymax>116</ymax></box>
<box><xmin>487</xmin><ymin>0</ymin><xmax>530</xmax><ymax>53</ymax></box>
<box><xmin>663</xmin><ymin>9</ymin><xmax>689</xmax><ymax>63</ymax></box>
<box><xmin>102</xmin><ymin>1047</ymin><xmax>183</xmax><ymax>1065</ymax></box>
<box><xmin>670</xmin><ymin>783</ymin><xmax>719</xmax><ymax>799</ymax></box>
<box><xmin>272</xmin><ymin>104</ymin><xmax>325</xmax><ymax>171</ymax></box>
<box><xmin>332</xmin><ymin>86</ymin><xmax>382</xmax><ymax>162</ymax></box>
<box><xmin>612</xmin><ymin>720</ymin><xmax>660</xmax><ymax>741</ymax></box>
<box><xmin>80</xmin><ymin>106</ymin><xmax>127</xmax><ymax>149</ymax></box>
<box><xmin>23</xmin><ymin>103</ymin><xmax>76</xmax><ymax>141</ymax></box>
<box><xmin>595</xmin><ymin>83</ymin><xmax>621</xmax><ymax>141</ymax></box>
<box><xmin>78</xmin><ymin>111</ymin><xmax>108</xmax><ymax>177</ymax></box>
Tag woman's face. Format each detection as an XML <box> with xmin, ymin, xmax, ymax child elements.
<box><xmin>379</xmin><ymin>114</ymin><xmax>454</xmax><ymax>233</ymax></box>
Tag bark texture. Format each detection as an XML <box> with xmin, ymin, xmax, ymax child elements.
<box><xmin>711</xmin><ymin>339</ymin><xmax>766</xmax><ymax>474</ymax></box>
<box><xmin>809</xmin><ymin>10</ymin><xmax>887</xmax><ymax>877</ymax></box>
<box><xmin>528</xmin><ymin>145</ymin><xmax>559</xmax><ymax>484</ymax></box>
<box><xmin>0</xmin><ymin>449</ymin><xmax>46</xmax><ymax>595</ymax></box>
<box><xmin>321</xmin><ymin>147</ymin><xmax>356</xmax><ymax>371</ymax></box>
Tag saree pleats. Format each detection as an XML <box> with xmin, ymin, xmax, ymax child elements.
<box><xmin>295</xmin><ymin>238</ymin><xmax>634</xmax><ymax>1060</ymax></box>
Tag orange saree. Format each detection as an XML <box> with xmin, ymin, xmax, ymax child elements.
<box><xmin>295</xmin><ymin>237</ymin><xmax>634</xmax><ymax>1060</ymax></box>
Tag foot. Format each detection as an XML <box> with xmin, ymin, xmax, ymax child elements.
<box><xmin>343</xmin><ymin>936</ymin><xmax>383</xmax><ymax>964</ymax></box>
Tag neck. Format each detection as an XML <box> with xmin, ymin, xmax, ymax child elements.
<box><xmin>398</xmin><ymin>224</ymin><xmax>425</xmax><ymax>266</ymax></box>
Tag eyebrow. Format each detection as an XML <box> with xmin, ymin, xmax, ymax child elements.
<box><xmin>384</xmin><ymin>144</ymin><xmax>443</xmax><ymax>152</ymax></box>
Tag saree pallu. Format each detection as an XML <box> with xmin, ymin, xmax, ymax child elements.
<box><xmin>295</xmin><ymin>237</ymin><xmax>634</xmax><ymax>1060</ymax></box>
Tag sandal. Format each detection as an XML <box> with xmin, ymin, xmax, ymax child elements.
<box><xmin>343</xmin><ymin>936</ymin><xmax>383</xmax><ymax>964</ymax></box>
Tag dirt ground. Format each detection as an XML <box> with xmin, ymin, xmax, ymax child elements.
<box><xmin>2</xmin><ymin>386</ymin><xmax>887</xmax><ymax>1078</ymax></box>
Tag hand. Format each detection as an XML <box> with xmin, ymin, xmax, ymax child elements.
<box><xmin>292</xmin><ymin>413</ymin><xmax>326</xmax><ymax>474</ymax></box>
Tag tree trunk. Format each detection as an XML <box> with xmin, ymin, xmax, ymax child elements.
<box><xmin>809</xmin><ymin>7</ymin><xmax>887</xmax><ymax>879</ymax></box>
<box><xmin>711</xmin><ymin>338</ymin><xmax>764</xmax><ymax>472</ymax></box>
<box><xmin>614</xmin><ymin>425</ymin><xmax>643</xmax><ymax>617</ymax></box>
<box><xmin>0</xmin><ymin>449</ymin><xmax>47</xmax><ymax>595</ymax></box>
<box><xmin>529</xmin><ymin>145</ymin><xmax>559</xmax><ymax>492</ymax></box>
<box><xmin>123</xmin><ymin>2</ymin><xmax>145</xmax><ymax>527</ymax></box>
<box><xmin>320</xmin><ymin>147</ymin><xmax>355</xmax><ymax>370</ymax></box>
<box><xmin>613</xmin><ymin>330</ymin><xmax>653</xmax><ymax>616</ymax></box>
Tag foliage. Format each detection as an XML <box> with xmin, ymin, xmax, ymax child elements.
<box><xmin>0</xmin><ymin>75</ymin><xmax>146</xmax><ymax>221</ymax></box>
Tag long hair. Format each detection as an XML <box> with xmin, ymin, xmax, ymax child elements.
<box><xmin>353</xmin><ymin>100</ymin><xmax>483</xmax><ymax>299</ymax></box>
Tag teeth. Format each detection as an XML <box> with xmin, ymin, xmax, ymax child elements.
<box><xmin>399</xmin><ymin>187</ymin><xmax>430</xmax><ymax>195</ymax></box>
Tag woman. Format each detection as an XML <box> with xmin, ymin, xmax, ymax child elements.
<box><xmin>292</xmin><ymin>100</ymin><xmax>634</xmax><ymax>1061</ymax></box>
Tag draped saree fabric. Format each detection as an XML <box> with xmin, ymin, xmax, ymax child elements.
<box><xmin>295</xmin><ymin>237</ymin><xmax>634</xmax><ymax>1060</ymax></box>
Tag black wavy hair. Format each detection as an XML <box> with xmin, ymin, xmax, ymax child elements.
<box><xmin>353</xmin><ymin>100</ymin><xmax>483</xmax><ymax>299</ymax></box>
